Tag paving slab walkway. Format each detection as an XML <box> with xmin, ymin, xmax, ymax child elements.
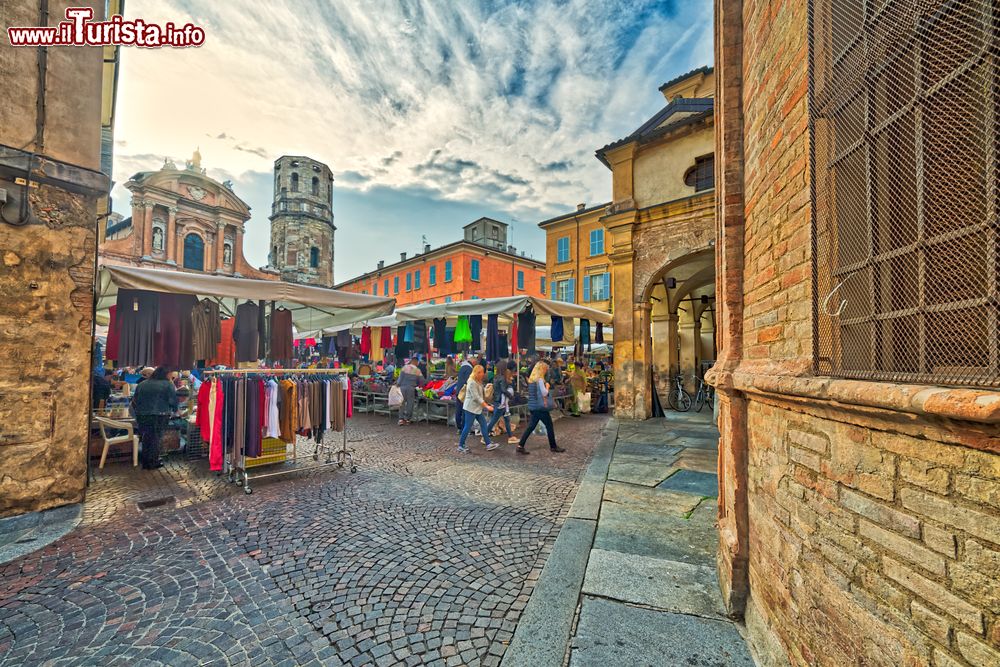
<box><xmin>504</xmin><ymin>411</ymin><xmax>756</xmax><ymax>666</ymax></box>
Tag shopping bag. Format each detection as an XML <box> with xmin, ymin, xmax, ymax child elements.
<box><xmin>577</xmin><ymin>391</ymin><xmax>592</xmax><ymax>414</ymax></box>
<box><xmin>388</xmin><ymin>385</ymin><xmax>403</xmax><ymax>408</ymax></box>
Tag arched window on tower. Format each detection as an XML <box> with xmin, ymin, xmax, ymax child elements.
<box><xmin>311</xmin><ymin>176</ymin><xmax>319</xmax><ymax>196</ymax></box>
<box><xmin>183</xmin><ymin>233</ymin><xmax>204</xmax><ymax>271</ymax></box>
<box><xmin>291</xmin><ymin>173</ymin><xmax>299</xmax><ymax>192</ymax></box>
<box><xmin>310</xmin><ymin>247</ymin><xmax>320</xmax><ymax>268</ymax></box>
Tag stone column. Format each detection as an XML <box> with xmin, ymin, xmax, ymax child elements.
<box><xmin>678</xmin><ymin>315</ymin><xmax>700</xmax><ymax>393</ymax></box>
<box><xmin>214</xmin><ymin>222</ymin><xmax>226</xmax><ymax>273</ymax></box>
<box><xmin>607</xmin><ymin>243</ymin><xmax>636</xmax><ymax>419</ymax></box>
<box><xmin>140</xmin><ymin>203</ymin><xmax>154</xmax><ymax>258</ymax></box>
<box><xmin>165</xmin><ymin>206</ymin><xmax>178</xmax><ymax>264</ymax></box>
<box><xmin>632</xmin><ymin>301</ymin><xmax>653</xmax><ymax>419</ymax></box>
<box><xmin>176</xmin><ymin>228</ymin><xmax>186</xmax><ymax>268</ymax></box>
<box><xmin>233</xmin><ymin>226</ymin><xmax>244</xmax><ymax>275</ymax></box>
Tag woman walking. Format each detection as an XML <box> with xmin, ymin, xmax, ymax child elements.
<box><xmin>131</xmin><ymin>366</ymin><xmax>178</xmax><ymax>469</ymax></box>
<box><xmin>517</xmin><ymin>361</ymin><xmax>565</xmax><ymax>455</ymax></box>
<box><xmin>486</xmin><ymin>362</ymin><xmax>520</xmax><ymax>444</ymax></box>
<box><xmin>459</xmin><ymin>365</ymin><xmax>495</xmax><ymax>453</ymax></box>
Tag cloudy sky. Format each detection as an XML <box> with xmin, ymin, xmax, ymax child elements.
<box><xmin>111</xmin><ymin>0</ymin><xmax>713</xmax><ymax>282</ymax></box>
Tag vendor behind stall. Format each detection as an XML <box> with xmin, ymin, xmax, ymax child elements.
<box><xmin>131</xmin><ymin>366</ymin><xmax>178</xmax><ymax>470</ymax></box>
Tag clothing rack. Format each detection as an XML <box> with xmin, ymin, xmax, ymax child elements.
<box><xmin>203</xmin><ymin>368</ymin><xmax>356</xmax><ymax>495</ymax></box>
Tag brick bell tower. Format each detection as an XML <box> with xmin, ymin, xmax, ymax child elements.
<box><xmin>268</xmin><ymin>156</ymin><xmax>335</xmax><ymax>287</ymax></box>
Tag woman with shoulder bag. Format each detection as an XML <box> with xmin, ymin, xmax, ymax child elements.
<box><xmin>516</xmin><ymin>361</ymin><xmax>565</xmax><ymax>455</ymax></box>
<box><xmin>458</xmin><ymin>365</ymin><xmax>495</xmax><ymax>454</ymax></box>
<box><xmin>486</xmin><ymin>363</ymin><xmax>519</xmax><ymax>445</ymax></box>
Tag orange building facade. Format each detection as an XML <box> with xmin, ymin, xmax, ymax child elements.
<box><xmin>335</xmin><ymin>240</ymin><xmax>545</xmax><ymax>306</ymax></box>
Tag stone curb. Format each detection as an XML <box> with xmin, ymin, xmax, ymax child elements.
<box><xmin>0</xmin><ymin>503</ymin><xmax>82</xmax><ymax>565</ymax></box>
<box><xmin>502</xmin><ymin>420</ymin><xmax>619</xmax><ymax>667</ymax></box>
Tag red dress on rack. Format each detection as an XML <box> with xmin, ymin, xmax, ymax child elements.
<box><xmin>197</xmin><ymin>378</ymin><xmax>225</xmax><ymax>471</ymax></box>
<box><xmin>208</xmin><ymin>318</ymin><xmax>236</xmax><ymax>367</ymax></box>
<box><xmin>360</xmin><ymin>326</ymin><xmax>372</xmax><ymax>355</ymax></box>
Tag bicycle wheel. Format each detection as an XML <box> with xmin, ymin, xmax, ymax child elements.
<box><xmin>668</xmin><ymin>386</ymin><xmax>692</xmax><ymax>412</ymax></box>
<box><xmin>693</xmin><ymin>388</ymin><xmax>705</xmax><ymax>412</ymax></box>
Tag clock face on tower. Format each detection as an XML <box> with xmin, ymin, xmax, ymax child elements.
<box><xmin>187</xmin><ymin>185</ymin><xmax>206</xmax><ymax>201</ymax></box>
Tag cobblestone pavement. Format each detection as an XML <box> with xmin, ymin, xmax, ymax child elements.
<box><xmin>0</xmin><ymin>413</ymin><xmax>606</xmax><ymax>666</ymax></box>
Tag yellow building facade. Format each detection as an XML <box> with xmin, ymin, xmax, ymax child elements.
<box><xmin>538</xmin><ymin>203</ymin><xmax>613</xmax><ymax>314</ymax></box>
<box><xmin>598</xmin><ymin>67</ymin><xmax>718</xmax><ymax>418</ymax></box>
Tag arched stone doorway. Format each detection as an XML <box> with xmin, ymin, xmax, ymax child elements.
<box><xmin>646</xmin><ymin>250</ymin><xmax>717</xmax><ymax>406</ymax></box>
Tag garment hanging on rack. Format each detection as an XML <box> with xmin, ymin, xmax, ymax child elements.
<box><xmin>270</xmin><ymin>308</ymin><xmax>294</xmax><ymax>364</ymax></box>
<box><xmin>278</xmin><ymin>378</ymin><xmax>296</xmax><ymax>443</ymax></box>
<box><xmin>486</xmin><ymin>315</ymin><xmax>500</xmax><ymax>361</ymax></box>
<box><xmin>360</xmin><ymin>327</ymin><xmax>372</xmax><ymax>355</ymax></box>
<box><xmin>433</xmin><ymin>318</ymin><xmax>447</xmax><ymax>352</ymax></box>
<box><xmin>208</xmin><ymin>318</ymin><xmax>236</xmax><ymax>367</ymax></box>
<box><xmin>498</xmin><ymin>333</ymin><xmax>509</xmax><ymax>359</ymax></box>
<box><xmin>455</xmin><ymin>316</ymin><xmax>473</xmax><ymax>344</ymax></box>
<box><xmin>257</xmin><ymin>300</ymin><xmax>268</xmax><ymax>360</ymax></box>
<box><xmin>191</xmin><ymin>299</ymin><xmax>222</xmax><ymax>362</ymax></box>
<box><xmin>106</xmin><ymin>305</ymin><xmax>119</xmax><ymax>361</ymax></box>
<box><xmin>517</xmin><ymin>309</ymin><xmax>536</xmax><ymax>354</ymax></box>
<box><xmin>154</xmin><ymin>293</ymin><xmax>198</xmax><ymax>370</ymax></box>
<box><xmin>551</xmin><ymin>316</ymin><xmax>564</xmax><ymax>343</ymax></box>
<box><xmin>115</xmin><ymin>289</ymin><xmax>159</xmax><ymax>367</ymax></box>
<box><xmin>265</xmin><ymin>378</ymin><xmax>280</xmax><ymax>438</ymax></box>
<box><xmin>510</xmin><ymin>316</ymin><xmax>518</xmax><ymax>355</ymax></box>
<box><xmin>370</xmin><ymin>327</ymin><xmax>384</xmax><ymax>363</ymax></box>
<box><xmin>412</xmin><ymin>321</ymin><xmax>428</xmax><ymax>351</ymax></box>
<box><xmin>580</xmin><ymin>318</ymin><xmax>591</xmax><ymax>349</ymax></box>
<box><xmin>469</xmin><ymin>315</ymin><xmax>482</xmax><ymax>352</ymax></box>
<box><xmin>595</xmin><ymin>322</ymin><xmax>604</xmax><ymax>344</ymax></box>
<box><xmin>380</xmin><ymin>326</ymin><xmax>393</xmax><ymax>349</ymax></box>
<box><xmin>233</xmin><ymin>302</ymin><xmax>260</xmax><ymax>362</ymax></box>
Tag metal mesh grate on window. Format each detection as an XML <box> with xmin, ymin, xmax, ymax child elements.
<box><xmin>810</xmin><ymin>0</ymin><xmax>999</xmax><ymax>387</ymax></box>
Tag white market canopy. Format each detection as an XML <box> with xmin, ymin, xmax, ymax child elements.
<box><xmin>393</xmin><ymin>295</ymin><xmax>613</xmax><ymax>325</ymax></box>
<box><xmin>96</xmin><ymin>265</ymin><xmax>396</xmax><ymax>331</ymax></box>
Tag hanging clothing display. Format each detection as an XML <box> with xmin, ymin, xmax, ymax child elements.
<box><xmin>580</xmin><ymin>318</ymin><xmax>591</xmax><ymax>349</ymax></box>
<box><xmin>433</xmin><ymin>318</ymin><xmax>448</xmax><ymax>352</ymax></box>
<box><xmin>469</xmin><ymin>315</ymin><xmax>482</xmax><ymax>352</ymax></box>
<box><xmin>412</xmin><ymin>321</ymin><xmax>428</xmax><ymax>352</ymax></box>
<box><xmin>115</xmin><ymin>289</ymin><xmax>159</xmax><ymax>367</ymax></box>
<box><xmin>455</xmin><ymin>316</ymin><xmax>473</xmax><ymax>344</ymax></box>
<box><xmin>197</xmin><ymin>378</ymin><xmax>225</xmax><ymax>471</ymax></box>
<box><xmin>209</xmin><ymin>318</ymin><xmax>236</xmax><ymax>367</ymax></box>
<box><xmin>270</xmin><ymin>308</ymin><xmax>294</xmax><ymax>364</ymax></box>
<box><xmin>360</xmin><ymin>326</ymin><xmax>372</xmax><ymax>356</ymax></box>
<box><xmin>257</xmin><ymin>300</ymin><xmax>268</xmax><ymax>360</ymax></box>
<box><xmin>395</xmin><ymin>325</ymin><xmax>411</xmax><ymax>359</ymax></box>
<box><xmin>517</xmin><ymin>309</ymin><xmax>536</xmax><ymax>355</ymax></box>
<box><xmin>278</xmin><ymin>378</ymin><xmax>297</xmax><ymax>443</ymax></box>
<box><xmin>510</xmin><ymin>316</ymin><xmax>518</xmax><ymax>355</ymax></box>
<box><xmin>380</xmin><ymin>326</ymin><xmax>393</xmax><ymax>349</ymax></box>
<box><xmin>370</xmin><ymin>327</ymin><xmax>385</xmax><ymax>363</ymax></box>
<box><xmin>106</xmin><ymin>305</ymin><xmax>119</xmax><ymax>361</ymax></box>
<box><xmin>596</xmin><ymin>322</ymin><xmax>605</xmax><ymax>344</ymax></box>
<box><xmin>191</xmin><ymin>299</ymin><xmax>222</xmax><ymax>362</ymax></box>
<box><xmin>403</xmin><ymin>322</ymin><xmax>415</xmax><ymax>343</ymax></box>
<box><xmin>550</xmin><ymin>316</ymin><xmax>564</xmax><ymax>343</ymax></box>
<box><xmin>265</xmin><ymin>379</ymin><xmax>280</xmax><ymax>438</ymax></box>
<box><xmin>154</xmin><ymin>293</ymin><xmax>199</xmax><ymax>370</ymax></box>
<box><xmin>485</xmin><ymin>315</ymin><xmax>500</xmax><ymax>361</ymax></box>
<box><xmin>233</xmin><ymin>301</ymin><xmax>261</xmax><ymax>362</ymax></box>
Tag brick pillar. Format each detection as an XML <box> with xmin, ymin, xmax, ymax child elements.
<box><xmin>214</xmin><ymin>222</ymin><xmax>225</xmax><ymax>273</ymax></box>
<box><xmin>633</xmin><ymin>301</ymin><xmax>653</xmax><ymax>419</ymax></box>
<box><xmin>667</xmin><ymin>312</ymin><xmax>680</xmax><ymax>377</ymax></box>
<box><xmin>140</xmin><ymin>203</ymin><xmax>154</xmax><ymax>258</ymax></box>
<box><xmin>165</xmin><ymin>206</ymin><xmax>177</xmax><ymax>264</ymax></box>
<box><xmin>709</xmin><ymin>0</ymin><xmax>750</xmax><ymax>617</ymax></box>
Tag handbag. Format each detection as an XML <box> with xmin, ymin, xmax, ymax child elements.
<box><xmin>544</xmin><ymin>392</ymin><xmax>557</xmax><ymax>411</ymax></box>
<box><xmin>458</xmin><ymin>385</ymin><xmax>467</xmax><ymax>402</ymax></box>
<box><xmin>388</xmin><ymin>385</ymin><xmax>403</xmax><ymax>408</ymax></box>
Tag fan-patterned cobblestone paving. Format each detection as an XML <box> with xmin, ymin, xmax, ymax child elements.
<box><xmin>0</xmin><ymin>413</ymin><xmax>606</xmax><ymax>666</ymax></box>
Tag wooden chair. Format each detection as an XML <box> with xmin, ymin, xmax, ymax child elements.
<box><xmin>95</xmin><ymin>416</ymin><xmax>139</xmax><ymax>469</ymax></box>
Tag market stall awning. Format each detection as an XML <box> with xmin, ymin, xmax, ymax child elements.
<box><xmin>96</xmin><ymin>265</ymin><xmax>396</xmax><ymax>331</ymax></box>
<box><xmin>393</xmin><ymin>295</ymin><xmax>613</xmax><ymax>325</ymax></box>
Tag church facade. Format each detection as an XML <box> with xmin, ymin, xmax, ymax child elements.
<box><xmin>98</xmin><ymin>150</ymin><xmax>277</xmax><ymax>281</ymax></box>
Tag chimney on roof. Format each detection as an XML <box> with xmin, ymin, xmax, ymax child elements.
<box><xmin>577</xmin><ymin>203</ymin><xmax>586</xmax><ymax>211</ymax></box>
<box><xmin>400</xmin><ymin>252</ymin><xmax>407</xmax><ymax>261</ymax></box>
<box><xmin>377</xmin><ymin>260</ymin><xmax>385</xmax><ymax>270</ymax></box>
<box><xmin>424</xmin><ymin>243</ymin><xmax>431</xmax><ymax>253</ymax></box>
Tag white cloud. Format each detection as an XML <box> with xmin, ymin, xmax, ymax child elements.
<box><xmin>111</xmin><ymin>0</ymin><xmax>713</xmax><ymax>277</ymax></box>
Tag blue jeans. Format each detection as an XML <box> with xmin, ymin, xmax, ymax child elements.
<box><xmin>486</xmin><ymin>406</ymin><xmax>512</xmax><ymax>437</ymax></box>
<box><xmin>459</xmin><ymin>410</ymin><xmax>491</xmax><ymax>449</ymax></box>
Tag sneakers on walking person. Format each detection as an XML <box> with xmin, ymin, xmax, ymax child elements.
<box><xmin>516</xmin><ymin>447</ymin><xmax>529</xmax><ymax>455</ymax></box>
<box><xmin>550</xmin><ymin>447</ymin><xmax>566</xmax><ymax>453</ymax></box>
<box><xmin>486</xmin><ymin>442</ymin><xmax>500</xmax><ymax>451</ymax></box>
<box><xmin>507</xmin><ymin>436</ymin><xmax>519</xmax><ymax>444</ymax></box>
<box><xmin>457</xmin><ymin>446</ymin><xmax>469</xmax><ymax>454</ymax></box>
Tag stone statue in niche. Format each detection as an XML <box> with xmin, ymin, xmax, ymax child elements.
<box><xmin>223</xmin><ymin>243</ymin><xmax>233</xmax><ymax>265</ymax></box>
<box><xmin>152</xmin><ymin>226</ymin><xmax>164</xmax><ymax>252</ymax></box>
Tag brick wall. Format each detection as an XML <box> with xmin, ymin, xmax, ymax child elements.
<box><xmin>713</xmin><ymin>0</ymin><xmax>1000</xmax><ymax>663</ymax></box>
<box><xmin>745</xmin><ymin>401</ymin><xmax>1000</xmax><ymax>666</ymax></box>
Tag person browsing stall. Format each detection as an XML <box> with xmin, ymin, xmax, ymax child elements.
<box><xmin>130</xmin><ymin>366</ymin><xmax>178</xmax><ymax>469</ymax></box>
